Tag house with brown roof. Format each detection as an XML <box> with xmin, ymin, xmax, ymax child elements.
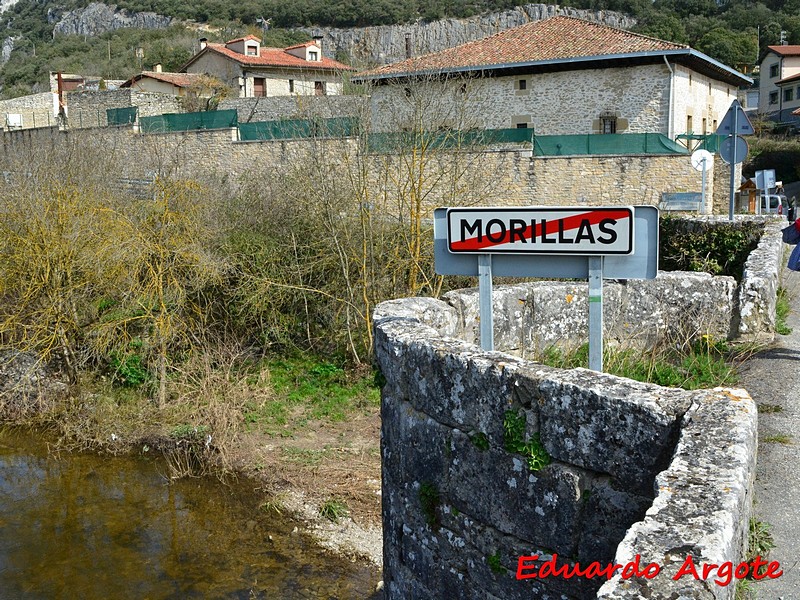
<box><xmin>120</xmin><ymin>67</ymin><xmax>203</xmax><ymax>96</ymax></box>
<box><xmin>354</xmin><ymin>16</ymin><xmax>751</xmax><ymax>138</ymax></box>
<box><xmin>180</xmin><ymin>35</ymin><xmax>355</xmax><ymax>98</ymax></box>
<box><xmin>758</xmin><ymin>45</ymin><xmax>800</xmax><ymax>124</ymax></box>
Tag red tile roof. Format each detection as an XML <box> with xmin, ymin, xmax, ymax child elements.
<box><xmin>357</xmin><ymin>16</ymin><xmax>688</xmax><ymax>78</ymax></box>
<box><xmin>184</xmin><ymin>42</ymin><xmax>355</xmax><ymax>72</ymax></box>
<box><xmin>285</xmin><ymin>41</ymin><xmax>319</xmax><ymax>51</ymax></box>
<box><xmin>121</xmin><ymin>71</ymin><xmax>203</xmax><ymax>89</ymax></box>
<box><xmin>225</xmin><ymin>34</ymin><xmax>261</xmax><ymax>44</ymax></box>
<box><xmin>766</xmin><ymin>45</ymin><xmax>800</xmax><ymax>57</ymax></box>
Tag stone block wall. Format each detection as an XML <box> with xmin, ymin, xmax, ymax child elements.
<box><xmin>442</xmin><ymin>217</ymin><xmax>783</xmax><ymax>353</ymax></box>
<box><xmin>0</xmin><ymin>92</ymin><xmax>56</xmax><ymax>130</ymax></box>
<box><xmin>219</xmin><ymin>95</ymin><xmax>366</xmax><ymax>123</ymax></box>
<box><xmin>0</xmin><ymin>124</ymin><xmax>766</xmax><ymax>219</ymax></box>
<box><xmin>374</xmin><ymin>292</ymin><xmax>758</xmax><ymax>599</ymax></box>
<box><xmin>65</xmin><ymin>89</ymin><xmax>183</xmax><ymax>128</ymax></box>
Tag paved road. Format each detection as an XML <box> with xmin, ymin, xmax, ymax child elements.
<box><xmin>738</xmin><ymin>265</ymin><xmax>800</xmax><ymax>600</ymax></box>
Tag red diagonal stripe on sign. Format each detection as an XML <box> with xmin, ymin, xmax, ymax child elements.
<box><xmin>450</xmin><ymin>210</ymin><xmax>630</xmax><ymax>251</ymax></box>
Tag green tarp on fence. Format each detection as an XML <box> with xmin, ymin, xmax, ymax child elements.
<box><xmin>238</xmin><ymin>117</ymin><xmax>360</xmax><ymax>141</ymax></box>
<box><xmin>140</xmin><ymin>109</ymin><xmax>238</xmax><ymax>133</ymax></box>
<box><xmin>365</xmin><ymin>128</ymin><xmax>534</xmax><ymax>152</ymax></box>
<box><xmin>533</xmin><ymin>133</ymin><xmax>688</xmax><ymax>156</ymax></box>
<box><xmin>674</xmin><ymin>134</ymin><xmax>723</xmax><ymax>153</ymax></box>
<box><xmin>106</xmin><ymin>106</ymin><xmax>138</xmax><ymax>126</ymax></box>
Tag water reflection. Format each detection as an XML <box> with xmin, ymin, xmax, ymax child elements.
<box><xmin>0</xmin><ymin>429</ymin><xmax>378</xmax><ymax>599</ymax></box>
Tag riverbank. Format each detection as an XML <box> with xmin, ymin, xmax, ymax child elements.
<box><xmin>0</xmin><ymin>349</ymin><xmax>385</xmax><ymax>586</ymax></box>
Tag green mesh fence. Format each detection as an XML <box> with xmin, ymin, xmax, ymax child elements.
<box><xmin>674</xmin><ymin>133</ymin><xmax>723</xmax><ymax>152</ymax></box>
<box><xmin>365</xmin><ymin>128</ymin><xmax>534</xmax><ymax>153</ymax></box>
<box><xmin>139</xmin><ymin>109</ymin><xmax>238</xmax><ymax>133</ymax></box>
<box><xmin>106</xmin><ymin>106</ymin><xmax>138</xmax><ymax>126</ymax></box>
<box><xmin>238</xmin><ymin>116</ymin><xmax>360</xmax><ymax>141</ymax></box>
<box><xmin>533</xmin><ymin>133</ymin><xmax>688</xmax><ymax>156</ymax></box>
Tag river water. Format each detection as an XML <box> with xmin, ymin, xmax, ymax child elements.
<box><xmin>0</xmin><ymin>428</ymin><xmax>378</xmax><ymax>599</ymax></box>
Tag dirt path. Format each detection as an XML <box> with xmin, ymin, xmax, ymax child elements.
<box><xmin>738</xmin><ymin>266</ymin><xmax>800</xmax><ymax>599</ymax></box>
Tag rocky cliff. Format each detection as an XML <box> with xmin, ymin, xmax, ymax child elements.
<box><xmin>50</xmin><ymin>2</ymin><xmax>634</xmax><ymax>66</ymax></box>
<box><xmin>6</xmin><ymin>2</ymin><xmax>634</xmax><ymax>69</ymax></box>
<box><xmin>51</xmin><ymin>2</ymin><xmax>172</xmax><ymax>37</ymax></box>
<box><xmin>301</xmin><ymin>4</ymin><xmax>637</xmax><ymax>66</ymax></box>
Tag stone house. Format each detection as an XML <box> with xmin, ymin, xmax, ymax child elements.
<box><xmin>757</xmin><ymin>45</ymin><xmax>800</xmax><ymax>124</ymax></box>
<box><xmin>120</xmin><ymin>68</ymin><xmax>203</xmax><ymax>96</ymax></box>
<box><xmin>354</xmin><ymin>16</ymin><xmax>751</xmax><ymax>137</ymax></box>
<box><xmin>180</xmin><ymin>35</ymin><xmax>355</xmax><ymax>98</ymax></box>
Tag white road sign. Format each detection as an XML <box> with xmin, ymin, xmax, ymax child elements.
<box><xmin>446</xmin><ymin>207</ymin><xmax>634</xmax><ymax>255</ymax></box>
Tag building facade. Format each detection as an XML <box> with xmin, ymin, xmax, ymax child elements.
<box><xmin>181</xmin><ymin>35</ymin><xmax>355</xmax><ymax>98</ymax></box>
<box><xmin>355</xmin><ymin>17</ymin><xmax>750</xmax><ymax>138</ymax></box>
<box><xmin>758</xmin><ymin>45</ymin><xmax>800</xmax><ymax>124</ymax></box>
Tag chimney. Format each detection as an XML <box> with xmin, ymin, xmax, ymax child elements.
<box><xmin>154</xmin><ymin>63</ymin><xmax>162</xmax><ymax>73</ymax></box>
<box><xmin>405</xmin><ymin>32</ymin><xmax>412</xmax><ymax>59</ymax></box>
<box><xmin>199</xmin><ymin>37</ymin><xmax>208</xmax><ymax>50</ymax></box>
<box><xmin>312</xmin><ymin>31</ymin><xmax>323</xmax><ymax>55</ymax></box>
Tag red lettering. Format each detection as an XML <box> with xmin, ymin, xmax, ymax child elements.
<box><xmin>642</xmin><ymin>562</ymin><xmax>661</xmax><ymax>579</ymax></box>
<box><xmin>734</xmin><ymin>562</ymin><xmax>750</xmax><ymax>579</ymax></box>
<box><xmin>602</xmin><ymin>563</ymin><xmax>624</xmax><ymax>580</ymax></box>
<box><xmin>766</xmin><ymin>561</ymin><xmax>784</xmax><ymax>579</ymax></box>
<box><xmin>621</xmin><ymin>554</ymin><xmax>646</xmax><ymax>579</ymax></box>
<box><xmin>672</xmin><ymin>555</ymin><xmax>700</xmax><ymax>580</ymax></box>
<box><xmin>750</xmin><ymin>556</ymin><xmax>770</xmax><ymax>580</ymax></box>
<box><xmin>539</xmin><ymin>555</ymin><xmax>570</xmax><ymax>579</ymax></box>
<box><xmin>715</xmin><ymin>561</ymin><xmax>733</xmax><ymax>586</ymax></box>
<box><xmin>571</xmin><ymin>562</ymin><xmax>590</xmax><ymax>579</ymax></box>
<box><xmin>701</xmin><ymin>562</ymin><xmax>718</xmax><ymax>579</ymax></box>
<box><xmin>516</xmin><ymin>555</ymin><xmax>539</xmax><ymax>580</ymax></box>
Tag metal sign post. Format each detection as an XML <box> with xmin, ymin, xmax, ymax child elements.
<box><xmin>716</xmin><ymin>100</ymin><xmax>754</xmax><ymax>221</ymax></box>
<box><xmin>436</xmin><ymin>206</ymin><xmax>658</xmax><ymax>372</ymax></box>
<box><xmin>587</xmin><ymin>256</ymin><xmax>604</xmax><ymax>371</ymax></box>
<box><xmin>690</xmin><ymin>149</ymin><xmax>713</xmax><ymax>214</ymax></box>
<box><xmin>478</xmin><ymin>254</ymin><xmax>494</xmax><ymax>351</ymax></box>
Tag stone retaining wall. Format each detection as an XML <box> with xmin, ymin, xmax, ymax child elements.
<box><xmin>374</xmin><ymin>219</ymin><xmax>779</xmax><ymax>598</ymax></box>
<box><xmin>374</xmin><ymin>290</ymin><xmax>758</xmax><ymax>599</ymax></box>
<box><xmin>0</xmin><ymin>125</ymin><xmax>727</xmax><ymax>210</ymax></box>
<box><xmin>441</xmin><ymin>217</ymin><xmax>784</xmax><ymax>353</ymax></box>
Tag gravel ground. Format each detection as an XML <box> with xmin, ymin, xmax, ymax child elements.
<box><xmin>738</xmin><ymin>265</ymin><xmax>800</xmax><ymax>600</ymax></box>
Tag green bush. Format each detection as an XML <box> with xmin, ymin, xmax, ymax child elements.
<box><xmin>659</xmin><ymin>217</ymin><xmax>763</xmax><ymax>281</ymax></box>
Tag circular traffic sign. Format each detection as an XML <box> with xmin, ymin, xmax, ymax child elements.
<box><xmin>719</xmin><ymin>135</ymin><xmax>748</xmax><ymax>165</ymax></box>
<box><xmin>690</xmin><ymin>149</ymin><xmax>713</xmax><ymax>171</ymax></box>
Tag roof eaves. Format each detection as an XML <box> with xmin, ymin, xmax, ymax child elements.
<box><xmin>685</xmin><ymin>49</ymin><xmax>753</xmax><ymax>86</ymax></box>
<box><xmin>354</xmin><ymin>49</ymin><xmax>690</xmax><ymax>82</ymax></box>
<box><xmin>354</xmin><ymin>48</ymin><xmax>751</xmax><ymax>86</ymax></box>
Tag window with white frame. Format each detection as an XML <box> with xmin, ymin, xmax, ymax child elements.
<box><xmin>309</xmin><ymin>50</ymin><xmax>319</xmax><ymax>61</ymax></box>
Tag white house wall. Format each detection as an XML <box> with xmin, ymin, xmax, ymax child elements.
<box><xmin>186</xmin><ymin>53</ymin><xmax>344</xmax><ymax>98</ymax></box>
<box><xmin>758</xmin><ymin>52</ymin><xmax>800</xmax><ymax>115</ymax></box>
<box><xmin>242</xmin><ymin>70</ymin><xmax>344</xmax><ymax>97</ymax></box>
<box><xmin>671</xmin><ymin>64</ymin><xmax>739</xmax><ymax>136</ymax></box>
<box><xmin>186</xmin><ymin>53</ymin><xmax>244</xmax><ymax>91</ymax></box>
<box><xmin>129</xmin><ymin>79</ymin><xmax>182</xmax><ymax>96</ymax></box>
